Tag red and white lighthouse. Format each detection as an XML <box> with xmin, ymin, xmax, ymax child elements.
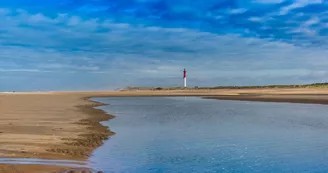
<box><xmin>183</xmin><ymin>69</ymin><xmax>187</xmax><ymax>87</ymax></box>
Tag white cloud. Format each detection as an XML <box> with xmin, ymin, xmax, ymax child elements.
<box><xmin>253</xmin><ymin>0</ymin><xmax>284</xmax><ymax>4</ymax></box>
<box><xmin>0</xmin><ymin>68</ymin><xmax>47</xmax><ymax>72</ymax></box>
<box><xmin>28</xmin><ymin>13</ymin><xmax>50</xmax><ymax>23</ymax></box>
<box><xmin>2</xmin><ymin>7</ymin><xmax>328</xmax><ymax>90</ymax></box>
<box><xmin>229</xmin><ymin>8</ymin><xmax>248</xmax><ymax>14</ymax></box>
<box><xmin>287</xmin><ymin>17</ymin><xmax>320</xmax><ymax>36</ymax></box>
<box><xmin>38</xmin><ymin>64</ymin><xmax>100</xmax><ymax>71</ymax></box>
<box><xmin>249</xmin><ymin>17</ymin><xmax>263</xmax><ymax>22</ymax></box>
<box><xmin>280</xmin><ymin>0</ymin><xmax>323</xmax><ymax>15</ymax></box>
<box><xmin>304</xmin><ymin>17</ymin><xmax>320</xmax><ymax>26</ymax></box>
<box><xmin>290</xmin><ymin>27</ymin><xmax>316</xmax><ymax>36</ymax></box>
<box><xmin>67</xmin><ymin>16</ymin><xmax>81</xmax><ymax>26</ymax></box>
<box><xmin>0</xmin><ymin>8</ymin><xmax>10</xmax><ymax>15</ymax></box>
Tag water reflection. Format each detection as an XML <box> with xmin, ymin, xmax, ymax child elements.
<box><xmin>88</xmin><ymin>97</ymin><xmax>328</xmax><ymax>173</ymax></box>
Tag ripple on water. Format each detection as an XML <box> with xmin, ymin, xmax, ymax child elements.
<box><xmin>88</xmin><ymin>97</ymin><xmax>328</xmax><ymax>173</ymax></box>
<box><xmin>59</xmin><ymin>168</ymin><xmax>103</xmax><ymax>173</ymax></box>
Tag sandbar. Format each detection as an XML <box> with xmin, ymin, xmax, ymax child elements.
<box><xmin>2</xmin><ymin>88</ymin><xmax>328</xmax><ymax>172</ymax></box>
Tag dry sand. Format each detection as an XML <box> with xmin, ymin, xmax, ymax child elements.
<box><xmin>2</xmin><ymin>88</ymin><xmax>328</xmax><ymax>172</ymax></box>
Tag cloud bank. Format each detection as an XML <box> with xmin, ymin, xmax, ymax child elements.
<box><xmin>1</xmin><ymin>0</ymin><xmax>328</xmax><ymax>91</ymax></box>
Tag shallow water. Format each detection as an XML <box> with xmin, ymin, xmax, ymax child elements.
<box><xmin>89</xmin><ymin>97</ymin><xmax>328</xmax><ymax>173</ymax></box>
<box><xmin>0</xmin><ymin>158</ymin><xmax>87</xmax><ymax>167</ymax></box>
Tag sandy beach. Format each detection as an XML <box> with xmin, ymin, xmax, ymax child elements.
<box><xmin>0</xmin><ymin>93</ymin><xmax>114</xmax><ymax>173</ymax></box>
<box><xmin>2</xmin><ymin>88</ymin><xmax>328</xmax><ymax>172</ymax></box>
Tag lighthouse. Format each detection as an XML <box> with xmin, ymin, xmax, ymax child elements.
<box><xmin>183</xmin><ymin>69</ymin><xmax>187</xmax><ymax>88</ymax></box>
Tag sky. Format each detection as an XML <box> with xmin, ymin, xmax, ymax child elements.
<box><xmin>1</xmin><ymin>0</ymin><xmax>328</xmax><ymax>91</ymax></box>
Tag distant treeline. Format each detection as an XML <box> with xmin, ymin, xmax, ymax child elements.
<box><xmin>123</xmin><ymin>83</ymin><xmax>328</xmax><ymax>91</ymax></box>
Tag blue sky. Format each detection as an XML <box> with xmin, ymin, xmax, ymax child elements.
<box><xmin>1</xmin><ymin>0</ymin><xmax>328</xmax><ymax>91</ymax></box>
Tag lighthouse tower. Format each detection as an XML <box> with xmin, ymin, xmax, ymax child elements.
<box><xmin>183</xmin><ymin>69</ymin><xmax>187</xmax><ymax>88</ymax></box>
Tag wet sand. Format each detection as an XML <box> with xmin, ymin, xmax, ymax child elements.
<box><xmin>0</xmin><ymin>164</ymin><xmax>68</xmax><ymax>173</ymax></box>
<box><xmin>2</xmin><ymin>88</ymin><xmax>328</xmax><ymax>172</ymax></box>
<box><xmin>206</xmin><ymin>94</ymin><xmax>328</xmax><ymax>105</ymax></box>
<box><xmin>0</xmin><ymin>93</ymin><xmax>114</xmax><ymax>173</ymax></box>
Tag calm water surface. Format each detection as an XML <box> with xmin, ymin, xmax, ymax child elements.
<box><xmin>88</xmin><ymin>97</ymin><xmax>328</xmax><ymax>173</ymax></box>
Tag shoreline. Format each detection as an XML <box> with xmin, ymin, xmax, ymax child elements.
<box><xmin>47</xmin><ymin>96</ymin><xmax>115</xmax><ymax>159</ymax></box>
<box><xmin>0</xmin><ymin>94</ymin><xmax>115</xmax><ymax>173</ymax></box>
<box><xmin>205</xmin><ymin>94</ymin><xmax>328</xmax><ymax>105</ymax></box>
<box><xmin>2</xmin><ymin>89</ymin><xmax>328</xmax><ymax>172</ymax></box>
